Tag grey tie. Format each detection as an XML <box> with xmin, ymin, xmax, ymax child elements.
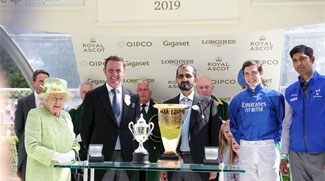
<box><xmin>111</xmin><ymin>89</ymin><xmax>121</xmax><ymax>118</ymax></box>
<box><xmin>182</xmin><ymin>97</ymin><xmax>189</xmax><ymax>120</ymax></box>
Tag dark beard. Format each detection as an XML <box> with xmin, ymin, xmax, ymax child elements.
<box><xmin>178</xmin><ymin>81</ymin><xmax>194</xmax><ymax>91</ymax></box>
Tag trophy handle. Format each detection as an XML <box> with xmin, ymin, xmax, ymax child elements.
<box><xmin>128</xmin><ymin>122</ymin><xmax>135</xmax><ymax>137</ymax></box>
<box><xmin>148</xmin><ymin>122</ymin><xmax>154</xmax><ymax>136</ymax></box>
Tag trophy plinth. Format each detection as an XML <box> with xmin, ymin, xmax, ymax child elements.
<box><xmin>132</xmin><ymin>152</ymin><xmax>150</xmax><ymax>164</ymax></box>
<box><xmin>160</xmin><ymin>153</ymin><xmax>180</xmax><ymax>160</ymax></box>
<box><xmin>129</xmin><ymin>114</ymin><xmax>154</xmax><ymax>164</ymax></box>
<box><xmin>153</xmin><ymin>104</ymin><xmax>189</xmax><ymax>165</ymax></box>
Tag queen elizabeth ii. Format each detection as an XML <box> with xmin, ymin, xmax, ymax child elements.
<box><xmin>24</xmin><ymin>78</ymin><xmax>80</xmax><ymax>181</ymax></box>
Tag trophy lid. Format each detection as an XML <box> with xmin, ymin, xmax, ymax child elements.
<box><xmin>136</xmin><ymin>114</ymin><xmax>147</xmax><ymax>125</ymax></box>
<box><xmin>153</xmin><ymin>104</ymin><xmax>189</xmax><ymax>109</ymax></box>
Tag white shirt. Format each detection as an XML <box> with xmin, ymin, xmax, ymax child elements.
<box><xmin>34</xmin><ymin>92</ymin><xmax>42</xmax><ymax>108</ymax></box>
<box><xmin>140</xmin><ymin>101</ymin><xmax>150</xmax><ymax>114</ymax></box>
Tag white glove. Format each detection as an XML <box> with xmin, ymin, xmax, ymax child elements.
<box><xmin>52</xmin><ymin>150</ymin><xmax>75</xmax><ymax>163</ymax></box>
<box><xmin>76</xmin><ymin>134</ymin><xmax>82</xmax><ymax>142</ymax></box>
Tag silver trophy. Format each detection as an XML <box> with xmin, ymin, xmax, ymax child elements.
<box><xmin>128</xmin><ymin>114</ymin><xmax>154</xmax><ymax>164</ymax></box>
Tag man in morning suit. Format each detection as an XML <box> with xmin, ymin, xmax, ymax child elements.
<box><xmin>14</xmin><ymin>69</ymin><xmax>49</xmax><ymax>181</ymax></box>
<box><xmin>196</xmin><ymin>76</ymin><xmax>229</xmax><ymax>121</ymax></box>
<box><xmin>134</xmin><ymin>80</ymin><xmax>161</xmax><ymax>181</ymax></box>
<box><xmin>80</xmin><ymin>55</ymin><xmax>140</xmax><ymax>181</ymax></box>
<box><xmin>160</xmin><ymin>64</ymin><xmax>221</xmax><ymax>181</ymax></box>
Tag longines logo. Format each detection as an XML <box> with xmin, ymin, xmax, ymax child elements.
<box><xmin>162</xmin><ymin>41</ymin><xmax>190</xmax><ymax>48</ymax></box>
<box><xmin>118</xmin><ymin>41</ymin><xmax>153</xmax><ymax>48</ymax></box>
<box><xmin>87</xmin><ymin>79</ymin><xmax>106</xmax><ymax>85</ymax></box>
<box><xmin>207</xmin><ymin>56</ymin><xmax>230</xmax><ymax>71</ymax></box>
<box><xmin>161</xmin><ymin>59</ymin><xmax>194</xmax><ymax>65</ymax></box>
<box><xmin>82</xmin><ymin>37</ymin><xmax>105</xmax><ymax>53</ymax></box>
<box><xmin>167</xmin><ymin>80</ymin><xmax>178</xmax><ymax>89</ymax></box>
<box><xmin>260</xmin><ymin>59</ymin><xmax>279</xmax><ymax>65</ymax></box>
<box><xmin>123</xmin><ymin>78</ymin><xmax>155</xmax><ymax>84</ymax></box>
<box><xmin>125</xmin><ymin>61</ymin><xmax>150</xmax><ymax>67</ymax></box>
<box><xmin>201</xmin><ymin>39</ymin><xmax>236</xmax><ymax>47</ymax></box>
<box><xmin>250</xmin><ymin>35</ymin><xmax>273</xmax><ymax>51</ymax></box>
<box><xmin>211</xmin><ymin>79</ymin><xmax>236</xmax><ymax>85</ymax></box>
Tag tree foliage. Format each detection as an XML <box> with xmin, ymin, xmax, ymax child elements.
<box><xmin>0</xmin><ymin>45</ymin><xmax>29</xmax><ymax>88</ymax></box>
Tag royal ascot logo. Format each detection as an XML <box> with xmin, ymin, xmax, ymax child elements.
<box><xmin>82</xmin><ymin>37</ymin><xmax>105</xmax><ymax>53</ymax></box>
<box><xmin>167</xmin><ymin>80</ymin><xmax>178</xmax><ymax>89</ymax></box>
<box><xmin>118</xmin><ymin>41</ymin><xmax>153</xmax><ymax>48</ymax></box>
<box><xmin>211</xmin><ymin>79</ymin><xmax>236</xmax><ymax>85</ymax></box>
<box><xmin>201</xmin><ymin>39</ymin><xmax>236</xmax><ymax>47</ymax></box>
<box><xmin>123</xmin><ymin>78</ymin><xmax>155</xmax><ymax>84</ymax></box>
<box><xmin>161</xmin><ymin>59</ymin><xmax>194</xmax><ymax>65</ymax></box>
<box><xmin>87</xmin><ymin>79</ymin><xmax>106</xmax><ymax>86</ymax></box>
<box><xmin>250</xmin><ymin>35</ymin><xmax>273</xmax><ymax>51</ymax></box>
<box><xmin>162</xmin><ymin>41</ymin><xmax>190</xmax><ymax>48</ymax></box>
<box><xmin>207</xmin><ymin>56</ymin><xmax>230</xmax><ymax>71</ymax></box>
<box><xmin>125</xmin><ymin>60</ymin><xmax>150</xmax><ymax>67</ymax></box>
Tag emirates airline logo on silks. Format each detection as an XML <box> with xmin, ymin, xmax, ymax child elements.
<box><xmin>290</xmin><ymin>94</ymin><xmax>298</xmax><ymax>102</ymax></box>
<box><xmin>314</xmin><ymin>89</ymin><xmax>322</xmax><ymax>98</ymax></box>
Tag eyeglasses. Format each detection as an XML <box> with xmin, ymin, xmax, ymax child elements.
<box><xmin>48</xmin><ymin>96</ymin><xmax>66</xmax><ymax>103</ymax></box>
<box><xmin>177</xmin><ymin>73</ymin><xmax>193</xmax><ymax>79</ymax></box>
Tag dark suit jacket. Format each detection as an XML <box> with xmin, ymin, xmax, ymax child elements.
<box><xmin>80</xmin><ymin>84</ymin><xmax>140</xmax><ymax>181</ymax></box>
<box><xmin>164</xmin><ymin>93</ymin><xmax>221</xmax><ymax>180</ymax></box>
<box><xmin>141</xmin><ymin>99</ymin><xmax>161</xmax><ymax>162</ymax></box>
<box><xmin>14</xmin><ymin>93</ymin><xmax>36</xmax><ymax>180</ymax></box>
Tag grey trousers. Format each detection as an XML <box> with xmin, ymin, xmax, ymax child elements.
<box><xmin>289</xmin><ymin>150</ymin><xmax>325</xmax><ymax>181</ymax></box>
<box><xmin>169</xmin><ymin>153</ymin><xmax>205</xmax><ymax>181</ymax></box>
<box><xmin>102</xmin><ymin>151</ymin><xmax>130</xmax><ymax>181</ymax></box>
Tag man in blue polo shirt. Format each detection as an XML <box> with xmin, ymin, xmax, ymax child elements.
<box><xmin>229</xmin><ymin>60</ymin><xmax>284</xmax><ymax>181</ymax></box>
<box><xmin>280</xmin><ymin>45</ymin><xmax>325</xmax><ymax>181</ymax></box>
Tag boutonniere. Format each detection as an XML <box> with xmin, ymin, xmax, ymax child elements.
<box><xmin>124</xmin><ymin>95</ymin><xmax>131</xmax><ymax>106</ymax></box>
<box><xmin>192</xmin><ymin>105</ymin><xmax>199</xmax><ymax>111</ymax></box>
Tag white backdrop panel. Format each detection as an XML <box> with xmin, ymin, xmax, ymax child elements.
<box><xmin>72</xmin><ymin>29</ymin><xmax>284</xmax><ymax>102</ymax></box>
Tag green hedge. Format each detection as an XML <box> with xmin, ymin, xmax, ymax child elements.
<box><xmin>0</xmin><ymin>136</ymin><xmax>18</xmax><ymax>180</ymax></box>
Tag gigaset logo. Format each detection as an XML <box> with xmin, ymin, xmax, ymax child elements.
<box><xmin>162</xmin><ymin>41</ymin><xmax>190</xmax><ymax>48</ymax></box>
<box><xmin>125</xmin><ymin>61</ymin><xmax>150</xmax><ymax>67</ymax></box>
<box><xmin>87</xmin><ymin>79</ymin><xmax>106</xmax><ymax>85</ymax></box>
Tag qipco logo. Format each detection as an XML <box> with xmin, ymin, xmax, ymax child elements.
<box><xmin>126</xmin><ymin>41</ymin><xmax>153</xmax><ymax>47</ymax></box>
<box><xmin>260</xmin><ymin>59</ymin><xmax>279</xmax><ymax>65</ymax></box>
